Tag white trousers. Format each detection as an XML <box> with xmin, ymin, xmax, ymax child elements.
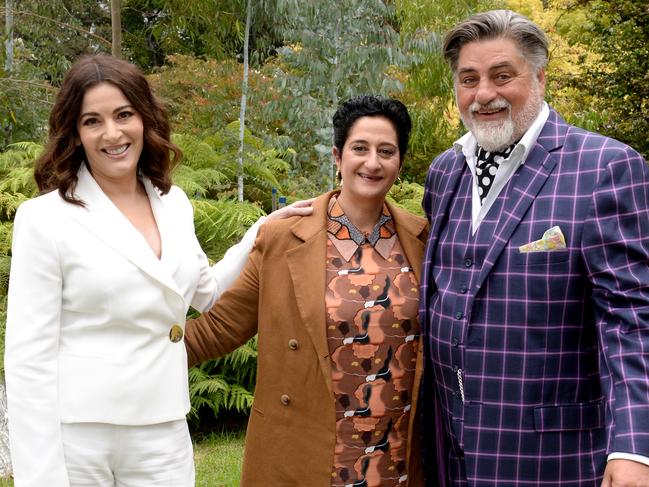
<box><xmin>61</xmin><ymin>420</ymin><xmax>195</xmax><ymax>487</ymax></box>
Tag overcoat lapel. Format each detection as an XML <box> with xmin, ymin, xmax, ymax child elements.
<box><xmin>286</xmin><ymin>193</ymin><xmax>333</xmax><ymax>397</ymax></box>
<box><xmin>388</xmin><ymin>202</ymin><xmax>427</xmax><ymax>283</ymax></box>
<box><xmin>69</xmin><ymin>165</ymin><xmax>184</xmax><ymax>300</ymax></box>
<box><xmin>284</xmin><ymin>194</ymin><xmax>428</xmax><ymax>399</ymax></box>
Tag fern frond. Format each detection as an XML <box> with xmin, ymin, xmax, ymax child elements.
<box><xmin>0</xmin><ymin>256</ymin><xmax>11</xmax><ymax>295</ymax></box>
<box><xmin>172</xmin><ymin>133</ymin><xmax>223</xmax><ymax>170</ymax></box>
<box><xmin>225</xmin><ymin>384</ymin><xmax>255</xmax><ymax>412</ymax></box>
<box><xmin>172</xmin><ymin>165</ymin><xmax>229</xmax><ymax>198</ymax></box>
<box><xmin>0</xmin><ymin>222</ymin><xmax>13</xmax><ymax>256</ymax></box>
<box><xmin>0</xmin><ymin>193</ymin><xmax>29</xmax><ymax>221</ymax></box>
<box><xmin>0</xmin><ymin>142</ymin><xmax>43</xmax><ymax>169</ymax></box>
<box><xmin>189</xmin><ymin>376</ymin><xmax>230</xmax><ymax>397</ymax></box>
<box><xmin>0</xmin><ymin>168</ymin><xmax>38</xmax><ymax>198</ymax></box>
<box><xmin>192</xmin><ymin>199</ymin><xmax>265</xmax><ymax>259</ymax></box>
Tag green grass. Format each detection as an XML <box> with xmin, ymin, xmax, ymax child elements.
<box><xmin>0</xmin><ymin>432</ymin><xmax>245</xmax><ymax>486</ymax></box>
<box><xmin>195</xmin><ymin>431</ymin><xmax>245</xmax><ymax>486</ymax></box>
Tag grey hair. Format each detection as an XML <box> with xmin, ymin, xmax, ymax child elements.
<box><xmin>443</xmin><ymin>10</ymin><xmax>549</xmax><ymax>73</ymax></box>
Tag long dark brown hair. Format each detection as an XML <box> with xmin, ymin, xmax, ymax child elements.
<box><xmin>34</xmin><ymin>54</ymin><xmax>181</xmax><ymax>205</ymax></box>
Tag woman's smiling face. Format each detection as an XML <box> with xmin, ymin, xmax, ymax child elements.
<box><xmin>77</xmin><ymin>82</ymin><xmax>144</xmax><ymax>185</ymax></box>
<box><xmin>334</xmin><ymin>115</ymin><xmax>401</xmax><ymax>207</ymax></box>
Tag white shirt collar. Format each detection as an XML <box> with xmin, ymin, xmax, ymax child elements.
<box><xmin>451</xmin><ymin>102</ymin><xmax>550</xmax><ymax>234</ymax></box>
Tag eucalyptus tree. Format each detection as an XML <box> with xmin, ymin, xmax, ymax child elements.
<box><xmin>263</xmin><ymin>0</ymin><xmax>404</xmax><ymax>190</ymax></box>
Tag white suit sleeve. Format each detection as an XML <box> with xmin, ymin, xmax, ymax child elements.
<box><xmin>4</xmin><ymin>202</ymin><xmax>70</xmax><ymax>486</ymax></box>
<box><xmin>191</xmin><ymin>216</ymin><xmax>266</xmax><ymax>312</ymax></box>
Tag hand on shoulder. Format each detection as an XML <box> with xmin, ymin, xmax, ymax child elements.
<box><xmin>265</xmin><ymin>198</ymin><xmax>314</xmax><ymax>222</ymax></box>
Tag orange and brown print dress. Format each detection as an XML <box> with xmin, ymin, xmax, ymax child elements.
<box><xmin>325</xmin><ymin>197</ymin><xmax>420</xmax><ymax>487</ymax></box>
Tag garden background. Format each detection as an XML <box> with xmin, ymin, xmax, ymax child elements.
<box><xmin>0</xmin><ymin>0</ymin><xmax>646</xmax><ymax>484</ymax></box>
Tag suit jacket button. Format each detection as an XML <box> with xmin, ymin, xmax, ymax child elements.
<box><xmin>169</xmin><ymin>324</ymin><xmax>184</xmax><ymax>343</ymax></box>
<box><xmin>288</xmin><ymin>339</ymin><xmax>299</xmax><ymax>350</ymax></box>
<box><xmin>280</xmin><ymin>394</ymin><xmax>291</xmax><ymax>406</ymax></box>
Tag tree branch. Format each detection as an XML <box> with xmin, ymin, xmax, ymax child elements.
<box><xmin>0</xmin><ymin>78</ymin><xmax>57</xmax><ymax>92</ymax></box>
<box><xmin>0</xmin><ymin>8</ymin><xmax>112</xmax><ymax>48</ymax></box>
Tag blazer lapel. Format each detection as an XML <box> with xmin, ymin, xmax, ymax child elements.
<box><xmin>426</xmin><ymin>154</ymin><xmax>465</xmax><ymax>267</ymax></box>
<box><xmin>475</xmin><ymin>113</ymin><xmax>566</xmax><ymax>289</ymax></box>
<box><xmin>286</xmin><ymin>193</ymin><xmax>334</xmax><ymax>398</ymax></box>
<box><xmin>69</xmin><ymin>165</ymin><xmax>183</xmax><ymax>298</ymax></box>
<box><xmin>143</xmin><ymin>179</ymin><xmax>181</xmax><ymax>277</ymax></box>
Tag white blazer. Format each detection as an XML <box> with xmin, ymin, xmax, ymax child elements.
<box><xmin>4</xmin><ymin>164</ymin><xmax>260</xmax><ymax>486</ymax></box>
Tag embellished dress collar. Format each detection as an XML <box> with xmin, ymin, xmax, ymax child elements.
<box><xmin>326</xmin><ymin>195</ymin><xmax>397</xmax><ymax>261</ymax></box>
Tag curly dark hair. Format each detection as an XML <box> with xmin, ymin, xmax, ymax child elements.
<box><xmin>34</xmin><ymin>54</ymin><xmax>181</xmax><ymax>205</ymax></box>
<box><xmin>332</xmin><ymin>95</ymin><xmax>412</xmax><ymax>165</ymax></box>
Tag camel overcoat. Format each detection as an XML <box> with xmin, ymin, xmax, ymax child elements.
<box><xmin>185</xmin><ymin>190</ymin><xmax>429</xmax><ymax>486</ymax></box>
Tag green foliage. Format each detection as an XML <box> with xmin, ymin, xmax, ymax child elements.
<box><xmin>188</xmin><ymin>338</ymin><xmax>258</xmax><ymax>423</ymax></box>
<box><xmin>262</xmin><ymin>0</ymin><xmax>405</xmax><ymax>188</ymax></box>
<box><xmin>568</xmin><ymin>0</ymin><xmax>649</xmax><ymax>159</ymax></box>
<box><xmin>388</xmin><ymin>180</ymin><xmax>425</xmax><ymax>217</ymax></box>
<box><xmin>150</xmin><ymin>55</ymin><xmax>280</xmax><ymax>139</ymax></box>
<box><xmin>0</xmin><ymin>1</ymin><xmax>110</xmax><ymax>150</ymax></box>
<box><xmin>192</xmin><ymin>198</ymin><xmax>264</xmax><ymax>258</ymax></box>
<box><xmin>122</xmin><ymin>0</ymin><xmax>284</xmax><ymax>69</ymax></box>
<box><xmin>0</xmin><ymin>141</ymin><xmax>42</xmax><ymax>376</ymax></box>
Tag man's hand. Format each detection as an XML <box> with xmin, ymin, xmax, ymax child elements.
<box><xmin>265</xmin><ymin>198</ymin><xmax>314</xmax><ymax>221</ymax></box>
<box><xmin>601</xmin><ymin>459</ymin><xmax>649</xmax><ymax>487</ymax></box>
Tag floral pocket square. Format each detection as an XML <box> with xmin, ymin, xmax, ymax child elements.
<box><xmin>519</xmin><ymin>226</ymin><xmax>566</xmax><ymax>253</ymax></box>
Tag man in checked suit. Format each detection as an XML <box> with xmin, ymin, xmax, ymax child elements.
<box><xmin>420</xmin><ymin>9</ymin><xmax>649</xmax><ymax>487</ymax></box>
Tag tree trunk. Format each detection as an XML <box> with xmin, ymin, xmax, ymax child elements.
<box><xmin>4</xmin><ymin>0</ymin><xmax>13</xmax><ymax>72</ymax></box>
<box><xmin>237</xmin><ymin>0</ymin><xmax>252</xmax><ymax>202</ymax></box>
<box><xmin>111</xmin><ymin>0</ymin><xmax>122</xmax><ymax>58</ymax></box>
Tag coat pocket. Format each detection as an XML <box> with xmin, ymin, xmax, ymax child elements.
<box><xmin>533</xmin><ymin>400</ymin><xmax>605</xmax><ymax>432</ymax></box>
<box><xmin>512</xmin><ymin>249</ymin><xmax>570</xmax><ymax>266</ymax></box>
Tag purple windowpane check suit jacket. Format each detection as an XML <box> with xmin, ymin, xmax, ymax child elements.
<box><xmin>419</xmin><ymin>109</ymin><xmax>649</xmax><ymax>486</ymax></box>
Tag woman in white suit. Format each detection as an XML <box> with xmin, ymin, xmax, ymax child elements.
<box><xmin>4</xmin><ymin>54</ymin><xmax>310</xmax><ymax>487</ymax></box>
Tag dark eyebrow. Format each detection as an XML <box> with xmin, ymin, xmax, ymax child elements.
<box><xmin>79</xmin><ymin>104</ymin><xmax>133</xmax><ymax>119</ymax></box>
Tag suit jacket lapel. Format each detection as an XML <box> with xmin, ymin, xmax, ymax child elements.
<box><xmin>286</xmin><ymin>192</ymin><xmax>333</xmax><ymax>397</ymax></box>
<box><xmin>476</xmin><ymin>111</ymin><xmax>566</xmax><ymax>289</ymax></box>
<box><xmin>69</xmin><ymin>165</ymin><xmax>183</xmax><ymax>298</ymax></box>
<box><xmin>426</xmin><ymin>154</ymin><xmax>465</xmax><ymax>268</ymax></box>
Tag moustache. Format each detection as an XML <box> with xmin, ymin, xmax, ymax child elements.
<box><xmin>469</xmin><ymin>98</ymin><xmax>511</xmax><ymax>115</ymax></box>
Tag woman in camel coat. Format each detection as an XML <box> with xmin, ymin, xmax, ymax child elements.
<box><xmin>185</xmin><ymin>96</ymin><xmax>429</xmax><ymax>486</ymax></box>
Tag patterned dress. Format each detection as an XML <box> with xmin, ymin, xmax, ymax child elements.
<box><xmin>325</xmin><ymin>197</ymin><xmax>420</xmax><ymax>487</ymax></box>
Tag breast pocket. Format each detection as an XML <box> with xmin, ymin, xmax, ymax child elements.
<box><xmin>512</xmin><ymin>249</ymin><xmax>570</xmax><ymax>267</ymax></box>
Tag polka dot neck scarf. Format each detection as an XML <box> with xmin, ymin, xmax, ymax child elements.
<box><xmin>475</xmin><ymin>142</ymin><xmax>517</xmax><ymax>204</ymax></box>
